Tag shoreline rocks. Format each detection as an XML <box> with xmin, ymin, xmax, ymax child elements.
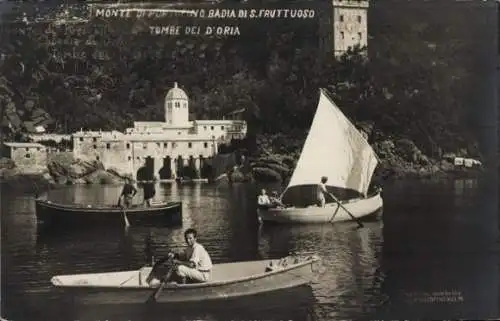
<box><xmin>224</xmin><ymin>134</ymin><xmax>484</xmax><ymax>184</ymax></box>
<box><xmin>0</xmin><ymin>157</ymin><xmax>127</xmax><ymax>193</ymax></box>
<box><xmin>0</xmin><ymin>129</ymin><xmax>485</xmax><ymax>193</ymax></box>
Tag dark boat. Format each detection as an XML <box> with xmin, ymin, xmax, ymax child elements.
<box><xmin>35</xmin><ymin>198</ymin><xmax>183</xmax><ymax>229</ymax></box>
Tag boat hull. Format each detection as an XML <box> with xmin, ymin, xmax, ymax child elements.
<box><xmin>257</xmin><ymin>191</ymin><xmax>383</xmax><ymax>224</ymax></box>
<box><xmin>35</xmin><ymin>199</ymin><xmax>183</xmax><ymax>228</ymax></box>
<box><xmin>51</xmin><ymin>256</ymin><xmax>320</xmax><ymax>305</ymax></box>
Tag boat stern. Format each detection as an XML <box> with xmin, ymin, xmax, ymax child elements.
<box><xmin>264</xmin><ymin>254</ymin><xmax>323</xmax><ymax>285</ymax></box>
<box><xmin>51</xmin><ymin>276</ymin><xmax>62</xmax><ymax>286</ymax></box>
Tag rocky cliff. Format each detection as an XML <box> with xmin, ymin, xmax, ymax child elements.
<box><xmin>0</xmin><ymin>156</ymin><xmax>126</xmax><ymax>193</ymax></box>
<box><xmin>223</xmin><ymin>124</ymin><xmax>483</xmax><ymax>185</ymax></box>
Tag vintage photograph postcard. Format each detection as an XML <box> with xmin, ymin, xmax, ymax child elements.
<box><xmin>0</xmin><ymin>0</ymin><xmax>498</xmax><ymax>320</ymax></box>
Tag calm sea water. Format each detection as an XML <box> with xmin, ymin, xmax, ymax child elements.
<box><xmin>1</xmin><ymin>174</ymin><xmax>498</xmax><ymax>321</ymax></box>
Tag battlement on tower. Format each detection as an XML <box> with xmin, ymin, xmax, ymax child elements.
<box><xmin>333</xmin><ymin>0</ymin><xmax>369</xmax><ymax>9</ymax></box>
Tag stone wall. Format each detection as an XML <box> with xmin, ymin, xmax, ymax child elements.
<box><xmin>29</xmin><ymin>133</ymin><xmax>71</xmax><ymax>143</ymax></box>
<box><xmin>102</xmin><ymin>140</ymin><xmax>133</xmax><ymax>176</ymax></box>
<box><xmin>8</xmin><ymin>145</ymin><xmax>47</xmax><ymax>172</ymax></box>
<box><xmin>129</xmin><ymin>139</ymin><xmax>215</xmax><ymax>178</ymax></box>
<box><xmin>48</xmin><ymin>151</ymin><xmax>74</xmax><ymax>166</ymax></box>
<box><xmin>73</xmin><ymin>133</ymin><xmax>102</xmax><ymax>162</ymax></box>
<box><xmin>74</xmin><ymin>135</ymin><xmax>218</xmax><ymax>178</ymax></box>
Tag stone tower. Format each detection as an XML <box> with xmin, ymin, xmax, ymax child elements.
<box><xmin>164</xmin><ymin>82</ymin><xmax>189</xmax><ymax>125</ymax></box>
<box><xmin>319</xmin><ymin>0</ymin><xmax>369</xmax><ymax>57</ymax></box>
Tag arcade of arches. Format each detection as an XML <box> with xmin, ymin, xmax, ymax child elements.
<box><xmin>135</xmin><ymin>155</ymin><xmax>214</xmax><ymax>181</ymax></box>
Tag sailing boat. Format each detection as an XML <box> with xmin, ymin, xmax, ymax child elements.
<box><xmin>257</xmin><ymin>89</ymin><xmax>383</xmax><ymax>224</ymax></box>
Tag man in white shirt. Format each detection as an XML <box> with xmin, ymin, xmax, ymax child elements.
<box><xmin>167</xmin><ymin>228</ymin><xmax>212</xmax><ymax>284</ymax></box>
<box><xmin>257</xmin><ymin>189</ymin><xmax>271</xmax><ymax>209</ymax></box>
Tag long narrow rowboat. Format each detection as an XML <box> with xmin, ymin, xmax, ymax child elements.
<box><xmin>50</xmin><ymin>255</ymin><xmax>321</xmax><ymax>304</ymax></box>
<box><xmin>35</xmin><ymin>199</ymin><xmax>182</xmax><ymax>228</ymax></box>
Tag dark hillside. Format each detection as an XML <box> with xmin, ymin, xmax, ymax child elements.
<box><xmin>0</xmin><ymin>0</ymin><xmax>496</xmax><ymax>180</ymax></box>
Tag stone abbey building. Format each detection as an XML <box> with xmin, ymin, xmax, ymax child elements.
<box><xmin>72</xmin><ymin>82</ymin><xmax>247</xmax><ymax>180</ymax></box>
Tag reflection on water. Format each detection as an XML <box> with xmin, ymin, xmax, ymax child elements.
<box><xmin>453</xmin><ymin>178</ymin><xmax>479</xmax><ymax>207</ymax></box>
<box><xmin>68</xmin><ymin>285</ymin><xmax>318</xmax><ymax>321</ymax></box>
<box><xmin>378</xmin><ymin>176</ymin><xmax>498</xmax><ymax>320</ymax></box>
<box><xmin>257</xmin><ymin>222</ymin><xmax>384</xmax><ymax>319</ymax></box>
<box><xmin>1</xmin><ymin>176</ymin><xmax>498</xmax><ymax>320</ymax></box>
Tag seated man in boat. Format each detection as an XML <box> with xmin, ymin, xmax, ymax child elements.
<box><xmin>117</xmin><ymin>178</ymin><xmax>137</xmax><ymax>208</ymax></box>
<box><xmin>269</xmin><ymin>191</ymin><xmax>285</xmax><ymax>208</ymax></box>
<box><xmin>154</xmin><ymin>228</ymin><xmax>212</xmax><ymax>285</ymax></box>
<box><xmin>257</xmin><ymin>189</ymin><xmax>272</xmax><ymax>209</ymax></box>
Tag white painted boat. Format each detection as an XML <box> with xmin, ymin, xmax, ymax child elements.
<box><xmin>258</xmin><ymin>190</ymin><xmax>383</xmax><ymax>224</ymax></box>
<box><xmin>258</xmin><ymin>89</ymin><xmax>383</xmax><ymax>224</ymax></box>
<box><xmin>50</xmin><ymin>255</ymin><xmax>321</xmax><ymax>304</ymax></box>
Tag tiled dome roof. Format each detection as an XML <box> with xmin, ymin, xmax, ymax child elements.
<box><xmin>166</xmin><ymin>82</ymin><xmax>188</xmax><ymax>100</ymax></box>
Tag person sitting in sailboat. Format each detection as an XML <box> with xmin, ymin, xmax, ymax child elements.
<box><xmin>257</xmin><ymin>189</ymin><xmax>272</xmax><ymax>209</ymax></box>
<box><xmin>269</xmin><ymin>191</ymin><xmax>285</xmax><ymax>208</ymax></box>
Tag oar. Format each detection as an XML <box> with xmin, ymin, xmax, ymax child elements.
<box><xmin>329</xmin><ymin>202</ymin><xmax>341</xmax><ymax>222</ymax></box>
<box><xmin>122</xmin><ymin>206</ymin><xmax>130</xmax><ymax>228</ymax></box>
<box><xmin>328</xmin><ymin>193</ymin><xmax>364</xmax><ymax>228</ymax></box>
<box><xmin>146</xmin><ymin>259</ymin><xmax>175</xmax><ymax>304</ymax></box>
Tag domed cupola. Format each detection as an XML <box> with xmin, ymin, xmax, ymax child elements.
<box><xmin>164</xmin><ymin>82</ymin><xmax>189</xmax><ymax>125</ymax></box>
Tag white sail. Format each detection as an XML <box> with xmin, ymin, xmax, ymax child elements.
<box><xmin>281</xmin><ymin>89</ymin><xmax>378</xmax><ymax>204</ymax></box>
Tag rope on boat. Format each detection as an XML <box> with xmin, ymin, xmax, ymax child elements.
<box><xmin>266</xmin><ymin>254</ymin><xmax>325</xmax><ymax>284</ymax></box>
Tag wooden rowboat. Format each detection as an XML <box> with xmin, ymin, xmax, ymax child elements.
<box><xmin>50</xmin><ymin>255</ymin><xmax>321</xmax><ymax>304</ymax></box>
<box><xmin>258</xmin><ymin>189</ymin><xmax>383</xmax><ymax>224</ymax></box>
<box><xmin>35</xmin><ymin>198</ymin><xmax>182</xmax><ymax>228</ymax></box>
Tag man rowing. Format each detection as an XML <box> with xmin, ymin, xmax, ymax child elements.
<box><xmin>149</xmin><ymin>228</ymin><xmax>212</xmax><ymax>285</ymax></box>
<box><xmin>118</xmin><ymin>177</ymin><xmax>137</xmax><ymax>208</ymax></box>
<box><xmin>317</xmin><ymin>176</ymin><xmax>330</xmax><ymax>207</ymax></box>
